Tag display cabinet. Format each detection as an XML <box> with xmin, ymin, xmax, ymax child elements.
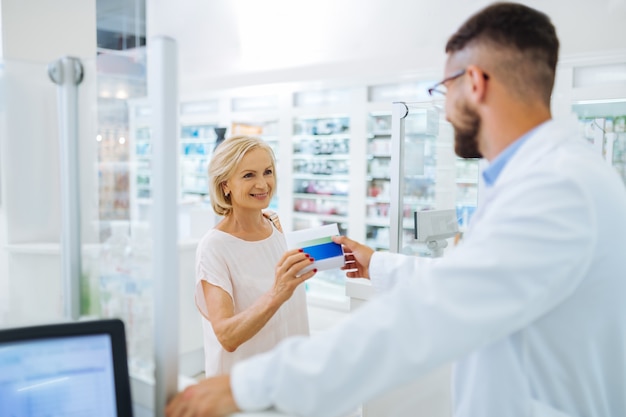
<box><xmin>127</xmin><ymin>100</ymin><xmax>223</xmax><ymax>241</ymax></box>
<box><xmin>555</xmin><ymin>57</ymin><xmax>626</xmax><ymax>187</ymax></box>
<box><xmin>291</xmin><ymin>115</ymin><xmax>352</xmax><ymax>302</ymax></box>
<box><xmin>365</xmin><ymin>112</ymin><xmax>393</xmax><ymax>250</ymax></box>
<box><xmin>291</xmin><ymin>115</ymin><xmax>351</xmax><ymax>235</ymax></box>
<box><xmin>128</xmin><ymin>102</ymin><xmax>153</xmax><ymax>221</ymax></box>
<box><xmin>573</xmin><ymin>100</ymin><xmax>626</xmax><ymax>186</ymax></box>
<box><xmin>455</xmin><ymin>158</ymin><xmax>480</xmax><ymax>231</ymax></box>
<box><xmin>179</xmin><ymin>123</ymin><xmax>218</xmax><ymax>198</ymax></box>
<box><xmin>97</xmin><ymin>124</ymin><xmax>131</xmax><ymax>222</ymax></box>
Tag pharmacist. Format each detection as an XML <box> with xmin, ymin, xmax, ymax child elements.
<box><xmin>166</xmin><ymin>3</ymin><xmax>626</xmax><ymax>417</ymax></box>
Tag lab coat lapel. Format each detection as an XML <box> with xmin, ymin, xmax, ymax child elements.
<box><xmin>466</xmin><ymin>119</ymin><xmax>580</xmax><ymax>233</ymax></box>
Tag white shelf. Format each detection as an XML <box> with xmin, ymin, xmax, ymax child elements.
<box><xmin>367</xmin><ymin>241</ymin><xmax>390</xmax><ymax>250</ymax></box>
<box><xmin>365</xmin><ymin>196</ymin><xmax>392</xmax><ymax>204</ymax></box>
<box><xmin>293</xmin><ymin>193</ymin><xmax>349</xmax><ymax>201</ymax></box>
<box><xmin>365</xmin><ymin>217</ymin><xmax>391</xmax><ymax>227</ymax></box>
<box><xmin>292</xmin><ymin>133</ymin><xmax>350</xmax><ymax>140</ymax></box>
<box><xmin>180</xmin><ymin>138</ymin><xmax>215</xmax><ymax>143</ymax></box>
<box><xmin>181</xmin><ymin>174</ymin><xmax>208</xmax><ymax>180</ymax></box>
<box><xmin>369</xmin><ymin>130</ymin><xmax>392</xmax><ymax>137</ymax></box>
<box><xmin>292</xmin><ymin>212</ymin><xmax>347</xmax><ymax>223</ymax></box>
<box><xmin>404</xmin><ymin>197</ymin><xmax>434</xmax><ymax>206</ymax></box>
<box><xmin>456</xmin><ymin>201</ymin><xmax>478</xmax><ymax>207</ymax></box>
<box><xmin>292</xmin><ymin>174</ymin><xmax>350</xmax><ymax>181</ymax></box>
<box><xmin>182</xmin><ymin>189</ymin><xmax>208</xmax><ymax>195</ymax></box>
<box><xmin>292</xmin><ymin>153</ymin><xmax>350</xmax><ymax>161</ymax></box>
<box><xmin>456</xmin><ymin>178</ymin><xmax>479</xmax><ymax>184</ymax></box>
<box><xmin>366</xmin><ymin>175</ymin><xmax>391</xmax><ymax>181</ymax></box>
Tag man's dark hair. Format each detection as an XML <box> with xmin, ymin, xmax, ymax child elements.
<box><xmin>446</xmin><ymin>2</ymin><xmax>559</xmax><ymax>104</ymax></box>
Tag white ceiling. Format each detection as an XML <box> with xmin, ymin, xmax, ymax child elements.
<box><xmin>144</xmin><ymin>0</ymin><xmax>626</xmax><ymax>93</ymax></box>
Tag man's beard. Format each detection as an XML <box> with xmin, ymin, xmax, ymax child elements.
<box><xmin>452</xmin><ymin>101</ymin><xmax>483</xmax><ymax>159</ymax></box>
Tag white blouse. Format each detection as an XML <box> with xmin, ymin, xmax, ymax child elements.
<box><xmin>195</xmin><ymin>224</ymin><xmax>309</xmax><ymax>377</ymax></box>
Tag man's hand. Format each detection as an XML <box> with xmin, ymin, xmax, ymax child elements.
<box><xmin>332</xmin><ymin>235</ymin><xmax>374</xmax><ymax>279</ymax></box>
<box><xmin>165</xmin><ymin>375</ymin><xmax>240</xmax><ymax>417</ymax></box>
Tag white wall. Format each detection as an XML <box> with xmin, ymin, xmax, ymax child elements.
<box><xmin>0</xmin><ymin>1</ymin><xmax>3</xmax><ymax>58</ymax></box>
<box><xmin>0</xmin><ymin>0</ymin><xmax>98</xmax><ymax>324</ymax></box>
<box><xmin>0</xmin><ymin>0</ymin><xmax>96</xmax><ymax>62</ymax></box>
<box><xmin>147</xmin><ymin>0</ymin><xmax>626</xmax><ymax>94</ymax></box>
<box><xmin>0</xmin><ymin>0</ymin><xmax>98</xmax><ymax>245</ymax></box>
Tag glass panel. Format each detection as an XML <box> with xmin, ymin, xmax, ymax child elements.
<box><xmin>91</xmin><ymin>48</ymin><xmax>220</xmax><ymax>395</ymax></box>
<box><xmin>90</xmin><ymin>49</ymin><xmax>156</xmax><ymax>382</ymax></box>
<box><xmin>455</xmin><ymin>158</ymin><xmax>480</xmax><ymax>231</ymax></box>
<box><xmin>0</xmin><ymin>59</ymin><xmax>64</xmax><ymax>326</ymax></box>
<box><xmin>573</xmin><ymin>99</ymin><xmax>626</xmax><ymax>186</ymax></box>
<box><xmin>0</xmin><ymin>57</ymin><xmax>99</xmax><ymax>327</ymax></box>
<box><xmin>92</xmin><ymin>48</ymin><xmax>208</xmax><ymax>401</ymax></box>
<box><xmin>390</xmin><ymin>102</ymin><xmax>480</xmax><ymax>257</ymax></box>
<box><xmin>399</xmin><ymin>105</ymin><xmax>438</xmax><ymax>256</ymax></box>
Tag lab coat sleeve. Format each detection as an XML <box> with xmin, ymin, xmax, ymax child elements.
<box><xmin>231</xmin><ymin>167</ymin><xmax>595</xmax><ymax>417</ymax></box>
<box><xmin>369</xmin><ymin>250</ymin><xmax>436</xmax><ymax>291</ymax></box>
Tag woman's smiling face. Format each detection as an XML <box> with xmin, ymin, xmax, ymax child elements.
<box><xmin>223</xmin><ymin>147</ymin><xmax>275</xmax><ymax>212</ymax></box>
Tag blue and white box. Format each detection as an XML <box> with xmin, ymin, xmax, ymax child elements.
<box><xmin>285</xmin><ymin>223</ymin><xmax>345</xmax><ymax>274</ymax></box>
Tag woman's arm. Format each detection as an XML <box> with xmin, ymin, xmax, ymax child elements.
<box><xmin>203</xmin><ymin>249</ymin><xmax>315</xmax><ymax>352</ymax></box>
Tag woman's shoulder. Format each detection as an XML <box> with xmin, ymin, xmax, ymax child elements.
<box><xmin>197</xmin><ymin>228</ymin><xmax>232</xmax><ymax>249</ymax></box>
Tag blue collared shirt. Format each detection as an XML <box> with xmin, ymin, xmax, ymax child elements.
<box><xmin>482</xmin><ymin>127</ymin><xmax>538</xmax><ymax>187</ymax></box>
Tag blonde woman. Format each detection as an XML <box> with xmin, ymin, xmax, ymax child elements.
<box><xmin>195</xmin><ymin>135</ymin><xmax>315</xmax><ymax>377</ymax></box>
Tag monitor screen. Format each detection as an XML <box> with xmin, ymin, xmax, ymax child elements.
<box><xmin>0</xmin><ymin>319</ymin><xmax>132</xmax><ymax>417</ymax></box>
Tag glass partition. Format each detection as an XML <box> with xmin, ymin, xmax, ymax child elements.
<box><xmin>572</xmin><ymin>99</ymin><xmax>626</xmax><ymax>186</ymax></box>
<box><xmin>389</xmin><ymin>101</ymin><xmax>480</xmax><ymax>256</ymax></box>
<box><xmin>83</xmin><ymin>50</ymin><xmax>157</xmax><ymax>383</ymax></box>
<box><xmin>0</xmin><ymin>50</ymin><xmax>203</xmax><ymax>413</ymax></box>
<box><xmin>0</xmin><ymin>57</ymin><xmax>98</xmax><ymax>327</ymax></box>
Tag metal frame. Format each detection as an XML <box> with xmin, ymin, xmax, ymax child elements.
<box><xmin>389</xmin><ymin>102</ymin><xmax>408</xmax><ymax>253</ymax></box>
<box><xmin>149</xmin><ymin>36</ymin><xmax>180</xmax><ymax>416</ymax></box>
<box><xmin>48</xmin><ymin>56</ymin><xmax>84</xmax><ymax>320</ymax></box>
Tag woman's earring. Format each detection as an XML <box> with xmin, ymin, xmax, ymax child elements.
<box><xmin>225</xmin><ymin>192</ymin><xmax>230</xmax><ymax>198</ymax></box>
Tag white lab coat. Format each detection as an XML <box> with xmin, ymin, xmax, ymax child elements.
<box><xmin>231</xmin><ymin>119</ymin><xmax>626</xmax><ymax>417</ymax></box>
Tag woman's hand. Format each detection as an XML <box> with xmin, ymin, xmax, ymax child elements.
<box><xmin>271</xmin><ymin>249</ymin><xmax>316</xmax><ymax>304</ymax></box>
<box><xmin>202</xmin><ymin>250</ymin><xmax>314</xmax><ymax>352</ymax></box>
<box><xmin>332</xmin><ymin>235</ymin><xmax>374</xmax><ymax>279</ymax></box>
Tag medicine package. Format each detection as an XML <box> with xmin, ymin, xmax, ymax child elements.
<box><xmin>285</xmin><ymin>223</ymin><xmax>345</xmax><ymax>274</ymax></box>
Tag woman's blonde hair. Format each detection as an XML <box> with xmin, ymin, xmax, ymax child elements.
<box><xmin>208</xmin><ymin>135</ymin><xmax>276</xmax><ymax>216</ymax></box>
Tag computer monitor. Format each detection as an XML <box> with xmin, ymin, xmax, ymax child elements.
<box><xmin>0</xmin><ymin>319</ymin><xmax>133</xmax><ymax>417</ymax></box>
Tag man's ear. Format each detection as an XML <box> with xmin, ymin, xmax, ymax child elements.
<box><xmin>466</xmin><ymin>65</ymin><xmax>489</xmax><ymax>102</ymax></box>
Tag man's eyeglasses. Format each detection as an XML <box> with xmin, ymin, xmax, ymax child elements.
<box><xmin>427</xmin><ymin>69</ymin><xmax>466</xmax><ymax>97</ymax></box>
<box><xmin>428</xmin><ymin>69</ymin><xmax>490</xmax><ymax>97</ymax></box>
